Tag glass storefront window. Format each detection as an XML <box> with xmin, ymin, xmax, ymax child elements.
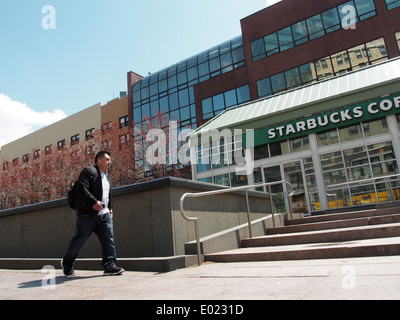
<box><xmin>396</xmin><ymin>31</ymin><xmax>400</xmax><ymax>51</ymax></box>
<box><xmin>289</xmin><ymin>137</ymin><xmax>310</xmax><ymax>153</ymax></box>
<box><xmin>199</xmin><ymin>177</ymin><xmax>212</xmax><ymax>184</ymax></box>
<box><xmin>347</xmin><ymin>165</ymin><xmax>371</xmax><ymax>182</ymax></box>
<box><xmin>396</xmin><ymin>114</ymin><xmax>400</xmax><ymax>129</ymax></box>
<box><xmin>368</xmin><ymin>142</ymin><xmax>395</xmax><ymax>163</ymax></box>
<box><xmin>363</xmin><ymin>118</ymin><xmax>389</xmax><ymax>137</ymax></box>
<box><xmin>344</xmin><ymin>147</ymin><xmax>368</xmax><ymax>167</ymax></box>
<box><xmin>254</xmin><ymin>145</ymin><xmax>270</xmax><ymax>161</ymax></box>
<box><xmin>231</xmin><ymin>174</ymin><xmax>248</xmax><ymax>187</ymax></box>
<box><xmin>270</xmin><ymin>140</ymin><xmax>289</xmax><ymax>157</ymax></box>
<box><xmin>321</xmin><ymin>151</ymin><xmax>344</xmax><ymax>171</ymax></box>
<box><xmin>317</xmin><ymin>130</ymin><xmax>340</xmax><ymax>147</ymax></box>
<box><xmin>339</xmin><ymin>124</ymin><xmax>363</xmax><ymax>142</ymax></box>
<box><xmin>215</xmin><ymin>174</ymin><xmax>230</xmax><ymax>186</ymax></box>
<box><xmin>322</xmin><ymin>141</ymin><xmax>399</xmax><ymax>209</ymax></box>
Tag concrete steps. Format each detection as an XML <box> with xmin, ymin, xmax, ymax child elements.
<box><xmin>205</xmin><ymin>206</ymin><xmax>400</xmax><ymax>263</ymax></box>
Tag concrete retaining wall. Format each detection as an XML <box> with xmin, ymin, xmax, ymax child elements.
<box><xmin>0</xmin><ymin>178</ymin><xmax>274</xmax><ymax>259</ymax></box>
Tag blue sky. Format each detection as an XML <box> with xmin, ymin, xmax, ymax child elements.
<box><xmin>0</xmin><ymin>0</ymin><xmax>281</xmax><ymax>147</ymax></box>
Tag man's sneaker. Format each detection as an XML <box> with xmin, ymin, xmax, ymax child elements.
<box><xmin>104</xmin><ymin>265</ymin><xmax>125</xmax><ymax>276</ymax></box>
<box><xmin>61</xmin><ymin>260</ymin><xmax>76</xmax><ymax>277</ymax></box>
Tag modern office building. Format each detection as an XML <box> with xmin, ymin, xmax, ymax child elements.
<box><xmin>127</xmin><ymin>0</ymin><xmax>400</xmax><ymax>215</ymax></box>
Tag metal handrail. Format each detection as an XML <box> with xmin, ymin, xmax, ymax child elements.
<box><xmin>180</xmin><ymin>180</ymin><xmax>293</xmax><ymax>266</ymax></box>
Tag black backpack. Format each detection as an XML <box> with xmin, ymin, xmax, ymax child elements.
<box><xmin>67</xmin><ymin>182</ymin><xmax>79</xmax><ymax>210</ymax></box>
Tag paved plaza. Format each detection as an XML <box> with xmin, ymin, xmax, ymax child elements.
<box><xmin>1</xmin><ymin>256</ymin><xmax>399</xmax><ymax>301</ymax></box>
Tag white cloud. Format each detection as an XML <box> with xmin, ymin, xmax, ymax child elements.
<box><xmin>266</xmin><ymin>0</ymin><xmax>282</xmax><ymax>7</ymax></box>
<box><xmin>0</xmin><ymin>94</ymin><xmax>67</xmax><ymax>147</ymax></box>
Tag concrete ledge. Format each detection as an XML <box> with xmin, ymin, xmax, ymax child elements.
<box><xmin>0</xmin><ymin>255</ymin><xmax>200</xmax><ymax>273</ymax></box>
<box><xmin>0</xmin><ymin>177</ymin><xmax>273</xmax><ymax>261</ymax></box>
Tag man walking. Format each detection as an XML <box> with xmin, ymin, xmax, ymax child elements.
<box><xmin>62</xmin><ymin>151</ymin><xmax>124</xmax><ymax>276</ymax></box>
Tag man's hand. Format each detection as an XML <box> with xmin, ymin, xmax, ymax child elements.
<box><xmin>93</xmin><ymin>201</ymin><xmax>103</xmax><ymax>212</ymax></box>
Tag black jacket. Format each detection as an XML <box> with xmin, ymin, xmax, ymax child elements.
<box><xmin>75</xmin><ymin>165</ymin><xmax>113</xmax><ymax>216</ymax></box>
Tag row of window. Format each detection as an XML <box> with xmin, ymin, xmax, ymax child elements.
<box><xmin>201</xmin><ymin>85</ymin><xmax>251</xmax><ymax>121</ymax></box>
<box><xmin>132</xmin><ymin>36</ymin><xmax>246</xmax><ymax>126</ymax></box>
<box><xmin>256</xmin><ymin>37</ymin><xmax>388</xmax><ymax>99</ymax></box>
<box><xmin>3</xmin><ymin>116</ymin><xmax>129</xmax><ymax>167</ymax></box>
<box><xmin>251</xmin><ymin>0</ymin><xmax>376</xmax><ymax>62</ymax></box>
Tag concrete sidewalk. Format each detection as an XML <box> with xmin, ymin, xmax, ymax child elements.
<box><xmin>1</xmin><ymin>256</ymin><xmax>400</xmax><ymax>300</ymax></box>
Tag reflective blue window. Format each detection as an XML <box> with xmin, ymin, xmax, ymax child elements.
<box><xmin>187</xmin><ymin>66</ymin><xmax>198</xmax><ymax>82</ymax></box>
<box><xmin>202</xmin><ymin>98</ymin><xmax>213</xmax><ymax>119</ymax></box>
<box><xmin>221</xmin><ymin>52</ymin><xmax>233</xmax><ymax>69</ymax></box>
<box><xmin>209</xmin><ymin>57</ymin><xmax>221</xmax><ymax>73</ymax></box>
<box><xmin>213</xmin><ymin>94</ymin><xmax>225</xmax><ymax>112</ymax></box>
<box><xmin>150</xmin><ymin>100</ymin><xmax>159</xmax><ymax>118</ymax></box>
<box><xmin>251</xmin><ymin>38</ymin><xmax>266</xmax><ymax>61</ymax></box>
<box><xmin>265</xmin><ymin>33</ymin><xmax>279</xmax><ymax>56</ymax></box>
<box><xmin>355</xmin><ymin>0</ymin><xmax>376</xmax><ymax>19</ymax></box>
<box><xmin>179</xmin><ymin>89</ymin><xmax>189</xmax><ymax>108</ymax></box>
<box><xmin>159</xmin><ymin>79</ymin><xmax>167</xmax><ymax>93</ymax></box>
<box><xmin>307</xmin><ymin>14</ymin><xmax>325</xmax><ymax>40</ymax></box>
<box><xmin>338</xmin><ymin>1</ymin><xmax>359</xmax><ymax>26</ymax></box>
<box><xmin>277</xmin><ymin>27</ymin><xmax>294</xmax><ymax>51</ymax></box>
<box><xmin>177</xmin><ymin>71</ymin><xmax>187</xmax><ymax>86</ymax></box>
<box><xmin>180</xmin><ymin>106</ymin><xmax>191</xmax><ymax>121</ymax></box>
<box><xmin>224</xmin><ymin>89</ymin><xmax>237</xmax><ymax>108</ymax></box>
<box><xmin>270</xmin><ymin>73</ymin><xmax>286</xmax><ymax>94</ymax></box>
<box><xmin>322</xmin><ymin>8</ymin><xmax>341</xmax><ymax>34</ymax></box>
<box><xmin>237</xmin><ymin>86</ymin><xmax>250</xmax><ymax>104</ymax></box>
<box><xmin>292</xmin><ymin>21</ymin><xmax>308</xmax><ymax>45</ymax></box>
<box><xmin>257</xmin><ymin>78</ymin><xmax>272</xmax><ymax>99</ymax></box>
<box><xmin>168</xmin><ymin>75</ymin><xmax>177</xmax><ymax>90</ymax></box>
<box><xmin>159</xmin><ymin>96</ymin><xmax>169</xmax><ymax>114</ymax></box>
<box><xmin>198</xmin><ymin>62</ymin><xmax>209</xmax><ymax>77</ymax></box>
<box><xmin>232</xmin><ymin>47</ymin><xmax>245</xmax><ymax>64</ymax></box>
<box><xmin>385</xmin><ymin>0</ymin><xmax>400</xmax><ymax>10</ymax></box>
<box><xmin>285</xmin><ymin>67</ymin><xmax>302</xmax><ymax>89</ymax></box>
<box><xmin>299</xmin><ymin>63</ymin><xmax>314</xmax><ymax>84</ymax></box>
<box><xmin>201</xmin><ymin>85</ymin><xmax>250</xmax><ymax>120</ymax></box>
<box><xmin>142</xmin><ymin>103</ymin><xmax>150</xmax><ymax>121</ymax></box>
<box><xmin>133</xmin><ymin>107</ymin><xmax>141</xmax><ymax>123</ymax></box>
<box><xmin>169</xmin><ymin>92</ymin><xmax>179</xmax><ymax>110</ymax></box>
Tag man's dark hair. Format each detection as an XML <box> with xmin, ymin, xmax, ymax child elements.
<box><xmin>95</xmin><ymin>151</ymin><xmax>111</xmax><ymax>164</ymax></box>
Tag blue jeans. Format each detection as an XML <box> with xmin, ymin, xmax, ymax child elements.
<box><xmin>63</xmin><ymin>213</ymin><xmax>117</xmax><ymax>270</ymax></box>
